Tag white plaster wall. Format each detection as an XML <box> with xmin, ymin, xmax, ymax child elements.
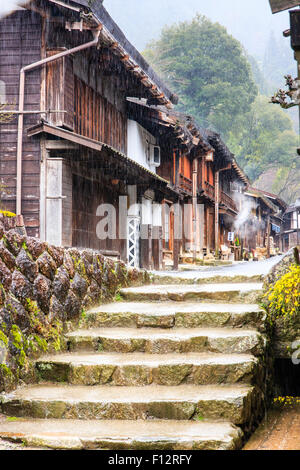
<box><xmin>152</xmin><ymin>203</ymin><xmax>162</xmax><ymax>227</ymax></box>
<box><xmin>142</xmin><ymin>197</ymin><xmax>153</xmax><ymax>226</ymax></box>
<box><xmin>292</xmin><ymin>211</ymin><xmax>300</xmax><ymax>229</ymax></box>
<box><xmin>127</xmin><ymin>119</ymin><xmax>157</xmax><ymax>172</ymax></box>
<box><xmin>127</xmin><ymin>185</ymin><xmax>140</xmax><ymax>217</ymax></box>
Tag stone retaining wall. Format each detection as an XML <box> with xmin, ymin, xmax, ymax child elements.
<box><xmin>0</xmin><ymin>216</ymin><xmax>149</xmax><ymax>391</ymax></box>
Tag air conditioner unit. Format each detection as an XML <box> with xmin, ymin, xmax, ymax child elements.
<box><xmin>149</xmin><ymin>144</ymin><xmax>161</xmax><ymax>167</ymax></box>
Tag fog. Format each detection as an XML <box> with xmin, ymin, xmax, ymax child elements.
<box><xmin>104</xmin><ymin>0</ymin><xmax>292</xmax><ymax>60</ymax></box>
<box><xmin>0</xmin><ymin>1</ymin><xmax>294</xmax><ymax>61</ymax></box>
<box><xmin>0</xmin><ymin>0</ymin><xmax>22</xmax><ymax>17</ymax></box>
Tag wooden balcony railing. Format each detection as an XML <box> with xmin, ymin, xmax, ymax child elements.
<box><xmin>203</xmin><ymin>181</ymin><xmax>215</xmax><ymax>200</ymax></box>
<box><xmin>221</xmin><ymin>191</ymin><xmax>238</xmax><ymax>212</ymax></box>
<box><xmin>179</xmin><ymin>173</ymin><xmax>192</xmax><ymax>194</ymax></box>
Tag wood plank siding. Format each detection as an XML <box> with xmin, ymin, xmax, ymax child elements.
<box><xmin>0</xmin><ymin>11</ymin><xmax>42</xmax><ymax>236</ymax></box>
<box><xmin>72</xmin><ymin>173</ymin><xmax>126</xmax><ymax>257</ymax></box>
<box><xmin>74</xmin><ymin>76</ymin><xmax>127</xmax><ymax>153</ymax></box>
<box><xmin>46</xmin><ymin>50</ymin><xmax>74</xmax><ymax>130</ymax></box>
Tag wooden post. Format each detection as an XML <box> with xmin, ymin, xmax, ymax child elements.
<box><xmin>152</xmin><ymin>226</ymin><xmax>163</xmax><ymax>270</ymax></box>
<box><xmin>296</xmin><ymin>51</ymin><xmax>300</xmax><ymax>137</ymax></box>
<box><xmin>140</xmin><ymin>224</ymin><xmax>152</xmax><ymax>270</ymax></box>
<box><xmin>173</xmin><ymin>202</ymin><xmax>181</xmax><ymax>270</ymax></box>
<box><xmin>214</xmin><ymin>170</ymin><xmax>220</xmax><ymax>257</ymax></box>
<box><xmin>199</xmin><ymin>203</ymin><xmax>204</xmax><ymax>258</ymax></box>
<box><xmin>266</xmin><ymin>214</ymin><xmax>271</xmax><ymax>258</ymax></box>
<box><xmin>206</xmin><ymin>207</ymin><xmax>210</xmax><ymax>253</ymax></box>
<box><xmin>173</xmin><ymin>239</ymin><xmax>179</xmax><ymax>271</ymax></box>
<box><xmin>175</xmin><ymin>148</ymin><xmax>180</xmax><ymax>190</ymax></box>
<box><xmin>192</xmin><ymin>158</ymin><xmax>198</xmax><ymax>262</ymax></box>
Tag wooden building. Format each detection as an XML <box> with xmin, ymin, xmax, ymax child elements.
<box><xmin>282</xmin><ymin>200</ymin><xmax>300</xmax><ymax>251</ymax></box>
<box><xmin>243</xmin><ymin>187</ymin><xmax>287</xmax><ymax>258</ymax></box>
<box><xmin>127</xmin><ymin>100</ymin><xmax>251</xmax><ymax>265</ymax></box>
<box><xmin>0</xmin><ymin>0</ymin><xmax>288</xmax><ymax>270</ymax></box>
<box><xmin>0</xmin><ymin>0</ymin><xmax>182</xmax><ymax>269</ymax></box>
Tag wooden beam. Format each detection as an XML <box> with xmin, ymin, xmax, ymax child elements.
<box><xmin>45</xmin><ymin>140</ymin><xmax>79</xmax><ymax>150</ymax></box>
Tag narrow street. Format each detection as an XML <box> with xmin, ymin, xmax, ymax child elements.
<box><xmin>152</xmin><ymin>256</ymin><xmax>283</xmax><ymax>281</ymax></box>
<box><xmin>243</xmin><ymin>403</ymin><xmax>300</xmax><ymax>450</ymax></box>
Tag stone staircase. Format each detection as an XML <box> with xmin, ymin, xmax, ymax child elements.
<box><xmin>0</xmin><ymin>278</ymin><xmax>267</xmax><ymax>450</ymax></box>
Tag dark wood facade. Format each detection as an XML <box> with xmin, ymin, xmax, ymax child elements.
<box><xmin>0</xmin><ymin>10</ymin><xmax>42</xmax><ymax>237</ymax></box>
<box><xmin>0</xmin><ymin>0</ymin><xmax>177</xmax><ymax>269</ymax></box>
<box><xmin>0</xmin><ymin>0</ymin><xmax>288</xmax><ymax>269</ymax></box>
<box><xmin>282</xmin><ymin>202</ymin><xmax>300</xmax><ymax>251</ymax></box>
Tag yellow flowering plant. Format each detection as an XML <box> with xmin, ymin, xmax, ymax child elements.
<box><xmin>263</xmin><ymin>264</ymin><xmax>300</xmax><ymax>320</ymax></box>
<box><xmin>273</xmin><ymin>396</ymin><xmax>300</xmax><ymax>408</ymax></box>
<box><xmin>0</xmin><ymin>210</ymin><xmax>16</xmax><ymax>218</ymax></box>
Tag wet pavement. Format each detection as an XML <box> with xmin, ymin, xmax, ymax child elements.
<box><xmin>152</xmin><ymin>256</ymin><xmax>283</xmax><ymax>280</ymax></box>
<box><xmin>243</xmin><ymin>401</ymin><xmax>300</xmax><ymax>450</ymax></box>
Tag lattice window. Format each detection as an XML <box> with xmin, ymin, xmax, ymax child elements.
<box><xmin>127</xmin><ymin>217</ymin><xmax>140</xmax><ymax>268</ymax></box>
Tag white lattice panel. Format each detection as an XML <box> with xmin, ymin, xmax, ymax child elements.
<box><xmin>127</xmin><ymin>217</ymin><xmax>140</xmax><ymax>268</ymax></box>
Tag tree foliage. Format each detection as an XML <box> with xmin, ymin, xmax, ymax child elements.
<box><xmin>144</xmin><ymin>15</ymin><xmax>257</xmax><ymax>136</ymax></box>
<box><xmin>227</xmin><ymin>95</ymin><xmax>299</xmax><ymax>182</ymax></box>
<box><xmin>144</xmin><ymin>16</ymin><xmax>300</xmax><ymax>203</ymax></box>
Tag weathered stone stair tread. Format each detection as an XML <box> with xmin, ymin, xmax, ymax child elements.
<box><xmin>119</xmin><ymin>283</ymin><xmax>263</xmax><ymax>302</ymax></box>
<box><xmin>66</xmin><ymin>327</ymin><xmax>264</xmax><ymax>355</ymax></box>
<box><xmin>0</xmin><ymin>418</ymin><xmax>243</xmax><ymax>450</ymax></box>
<box><xmin>84</xmin><ymin>302</ymin><xmax>265</xmax><ymax>329</ymax></box>
<box><xmin>151</xmin><ymin>273</ymin><xmax>264</xmax><ymax>285</ymax></box>
<box><xmin>120</xmin><ymin>283</ymin><xmax>263</xmax><ymax>295</ymax></box>
<box><xmin>67</xmin><ymin>327</ymin><xmax>261</xmax><ymax>340</ymax></box>
<box><xmin>2</xmin><ymin>383</ymin><xmax>256</xmax><ymax>423</ymax></box>
<box><xmin>37</xmin><ymin>351</ymin><xmax>256</xmax><ymax>366</ymax></box>
<box><xmin>90</xmin><ymin>302</ymin><xmax>263</xmax><ymax>314</ymax></box>
<box><xmin>3</xmin><ymin>382</ymin><xmax>253</xmax><ymax>403</ymax></box>
<box><xmin>36</xmin><ymin>351</ymin><xmax>258</xmax><ymax>386</ymax></box>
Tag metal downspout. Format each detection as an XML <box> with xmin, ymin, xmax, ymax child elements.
<box><xmin>16</xmin><ymin>30</ymin><xmax>101</xmax><ymax>215</ymax></box>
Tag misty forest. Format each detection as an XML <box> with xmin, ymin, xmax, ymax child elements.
<box><xmin>106</xmin><ymin>0</ymin><xmax>300</xmax><ymax>204</ymax></box>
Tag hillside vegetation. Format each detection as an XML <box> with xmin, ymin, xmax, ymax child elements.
<box><xmin>143</xmin><ymin>15</ymin><xmax>300</xmax><ymax>204</ymax></box>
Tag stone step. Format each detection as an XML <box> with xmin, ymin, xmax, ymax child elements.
<box><xmin>84</xmin><ymin>302</ymin><xmax>266</xmax><ymax>330</ymax></box>
<box><xmin>1</xmin><ymin>383</ymin><xmax>258</xmax><ymax>425</ymax></box>
<box><xmin>151</xmin><ymin>273</ymin><xmax>264</xmax><ymax>285</ymax></box>
<box><xmin>119</xmin><ymin>283</ymin><xmax>263</xmax><ymax>303</ymax></box>
<box><xmin>35</xmin><ymin>352</ymin><xmax>259</xmax><ymax>386</ymax></box>
<box><xmin>0</xmin><ymin>418</ymin><xmax>243</xmax><ymax>450</ymax></box>
<box><xmin>66</xmin><ymin>327</ymin><xmax>266</xmax><ymax>356</ymax></box>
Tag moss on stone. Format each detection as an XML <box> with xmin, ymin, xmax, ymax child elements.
<box><xmin>0</xmin><ymin>329</ymin><xmax>8</xmax><ymax>348</ymax></box>
<box><xmin>0</xmin><ymin>229</ymin><xmax>150</xmax><ymax>392</ymax></box>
